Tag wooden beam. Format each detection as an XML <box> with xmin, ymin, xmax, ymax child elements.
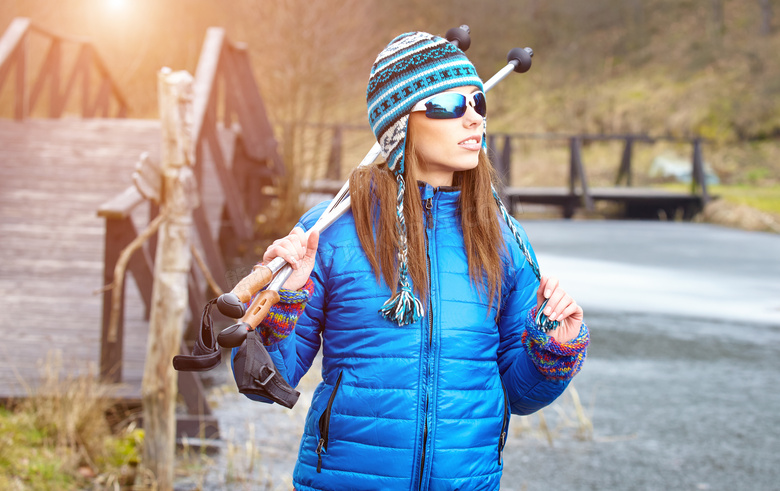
<box><xmin>97</xmin><ymin>185</ymin><xmax>145</xmax><ymax>220</ymax></box>
<box><xmin>81</xmin><ymin>45</ymin><xmax>93</xmax><ymax>116</ymax></box>
<box><xmin>569</xmin><ymin>137</ymin><xmax>593</xmax><ymax>212</ymax></box>
<box><xmin>55</xmin><ymin>43</ymin><xmax>91</xmax><ymax>117</ymax></box>
<box><xmin>86</xmin><ymin>76</ymin><xmax>111</xmax><ymax>118</ymax></box>
<box><xmin>615</xmin><ymin>137</ymin><xmax>634</xmax><ymax>187</ymax></box>
<box><xmin>326</xmin><ymin>125</ymin><xmax>342</xmax><ymax>180</ymax></box>
<box><xmin>193</xmin><ymin>204</ymin><xmax>228</xmax><ymax>292</ymax></box>
<box><xmin>0</xmin><ymin>18</ymin><xmax>31</xmax><ymax>98</ymax></box>
<box><xmin>14</xmin><ymin>41</ymin><xmax>26</xmax><ymax>120</ymax></box>
<box><xmin>204</xmin><ymin>121</ymin><xmax>252</xmax><ymax>242</ymax></box>
<box><xmin>192</xmin><ymin>27</ymin><xmax>225</xmax><ymax>150</ymax></box>
<box><xmin>142</xmin><ymin>69</ymin><xmax>196</xmax><ymax>490</ymax></box>
<box><xmin>28</xmin><ymin>38</ymin><xmax>60</xmax><ymax>116</ymax></box>
<box><xmin>691</xmin><ymin>138</ymin><xmax>709</xmax><ymax>202</ymax></box>
<box><xmin>99</xmin><ymin>216</ymin><xmax>138</xmax><ymax>383</ymax></box>
<box><xmin>231</xmin><ymin>47</ymin><xmax>285</xmax><ymax>174</ymax></box>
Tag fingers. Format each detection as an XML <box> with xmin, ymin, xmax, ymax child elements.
<box><xmin>262</xmin><ymin>227</ymin><xmax>319</xmax><ymax>270</ymax></box>
<box><xmin>537</xmin><ymin>275</ymin><xmax>559</xmax><ymax>304</ymax></box>
<box><xmin>304</xmin><ymin>229</ymin><xmax>320</xmax><ymax>261</ymax></box>
<box><xmin>262</xmin><ymin>227</ymin><xmax>307</xmax><ymax>268</ymax></box>
<box><xmin>538</xmin><ymin>275</ymin><xmax>580</xmax><ymax>322</ymax></box>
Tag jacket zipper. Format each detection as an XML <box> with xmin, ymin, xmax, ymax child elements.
<box><xmin>419</xmin><ymin>196</ymin><xmax>435</xmax><ymax>489</ymax></box>
<box><xmin>498</xmin><ymin>382</ymin><xmax>510</xmax><ymax>465</ymax></box>
<box><xmin>316</xmin><ymin>371</ymin><xmax>343</xmax><ymax>473</ymax></box>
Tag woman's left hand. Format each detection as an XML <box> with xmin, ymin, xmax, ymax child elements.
<box><xmin>537</xmin><ymin>276</ymin><xmax>584</xmax><ymax>343</ymax></box>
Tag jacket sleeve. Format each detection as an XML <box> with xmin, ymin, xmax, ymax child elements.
<box><xmin>496</xmin><ymin>221</ymin><xmax>571</xmax><ymax>416</ymax></box>
<box><xmin>231</xmin><ymin>202</ymin><xmax>330</xmax><ymax>403</ymax></box>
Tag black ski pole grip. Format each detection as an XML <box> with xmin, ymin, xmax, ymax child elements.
<box><xmin>507</xmin><ymin>47</ymin><xmax>533</xmax><ymax>73</ymax></box>
<box><xmin>445</xmin><ymin>25</ymin><xmax>471</xmax><ymax>52</ymax></box>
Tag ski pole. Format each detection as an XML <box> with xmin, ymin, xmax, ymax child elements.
<box><xmin>216</xmin><ymin>42</ymin><xmax>534</xmax><ymax>349</ymax></box>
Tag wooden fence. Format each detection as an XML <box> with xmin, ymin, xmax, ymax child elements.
<box><xmin>95</xmin><ymin>28</ymin><xmax>284</xmax><ymax>438</ymax></box>
<box><xmin>0</xmin><ymin>17</ymin><xmax>128</xmax><ymax>119</ymax></box>
<box><xmin>308</xmin><ymin>125</ymin><xmax>712</xmax><ymax>219</ymax></box>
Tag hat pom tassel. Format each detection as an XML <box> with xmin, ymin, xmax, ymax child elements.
<box><xmin>379</xmin><ymin>284</ymin><xmax>424</xmax><ymax>326</ymax></box>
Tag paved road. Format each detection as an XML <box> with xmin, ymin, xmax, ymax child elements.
<box><xmin>192</xmin><ymin>220</ymin><xmax>780</xmax><ymax>491</ymax></box>
<box><xmin>504</xmin><ymin>220</ymin><xmax>780</xmax><ymax>490</ymax></box>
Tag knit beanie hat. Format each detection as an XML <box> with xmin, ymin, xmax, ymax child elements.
<box><xmin>366</xmin><ymin>31</ymin><xmax>484</xmax><ymax>326</ymax></box>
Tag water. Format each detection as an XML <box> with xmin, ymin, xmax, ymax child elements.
<box><xmin>184</xmin><ymin>220</ymin><xmax>780</xmax><ymax>491</ymax></box>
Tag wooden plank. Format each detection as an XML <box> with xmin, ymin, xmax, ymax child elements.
<box><xmin>98</xmin><ymin>186</ymin><xmax>145</xmax><ymax>219</ymax></box>
<box><xmin>0</xmin><ymin>117</ymin><xmax>228</xmax><ymax>410</ymax></box>
<box><xmin>0</xmin><ymin>18</ymin><xmax>30</xmax><ymax>96</ymax></box>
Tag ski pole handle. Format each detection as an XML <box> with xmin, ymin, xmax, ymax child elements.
<box><xmin>216</xmin><ymin>256</ymin><xmax>286</xmax><ymax>318</ymax></box>
<box><xmin>217</xmin><ymin>288</ymin><xmax>282</xmax><ymax>348</ymax></box>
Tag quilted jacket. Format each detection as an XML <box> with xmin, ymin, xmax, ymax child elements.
<box><xmin>241</xmin><ymin>183</ymin><xmax>572</xmax><ymax>490</ymax></box>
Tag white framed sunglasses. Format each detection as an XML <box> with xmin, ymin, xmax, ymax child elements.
<box><xmin>411</xmin><ymin>91</ymin><xmax>487</xmax><ymax>119</ymax></box>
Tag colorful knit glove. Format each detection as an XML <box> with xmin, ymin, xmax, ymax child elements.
<box><xmin>522</xmin><ymin>307</ymin><xmax>589</xmax><ymax>381</ymax></box>
<box><xmin>251</xmin><ymin>278</ymin><xmax>315</xmax><ymax>346</ymax></box>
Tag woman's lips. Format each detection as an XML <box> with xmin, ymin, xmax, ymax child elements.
<box><xmin>458</xmin><ymin>136</ymin><xmax>482</xmax><ymax>150</ymax></box>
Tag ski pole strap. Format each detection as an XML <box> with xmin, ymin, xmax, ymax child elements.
<box><xmin>172</xmin><ymin>298</ymin><xmax>222</xmax><ymax>372</ymax></box>
<box><xmin>233</xmin><ymin>330</ymin><xmax>300</xmax><ymax>408</ymax></box>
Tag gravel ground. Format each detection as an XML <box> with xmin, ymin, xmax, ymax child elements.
<box><xmin>176</xmin><ymin>220</ymin><xmax>780</xmax><ymax>491</ymax></box>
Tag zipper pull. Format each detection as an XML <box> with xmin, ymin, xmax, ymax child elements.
<box><xmin>316</xmin><ymin>438</ymin><xmax>325</xmax><ymax>473</ymax></box>
<box><xmin>498</xmin><ymin>431</ymin><xmax>507</xmax><ymax>465</ymax></box>
<box><xmin>425</xmin><ymin>198</ymin><xmax>433</xmax><ymax>229</ymax></box>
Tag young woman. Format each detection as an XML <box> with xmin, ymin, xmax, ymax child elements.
<box><xmin>235</xmin><ymin>31</ymin><xmax>589</xmax><ymax>490</ymax></box>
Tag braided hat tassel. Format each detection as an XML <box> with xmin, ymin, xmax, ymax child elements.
<box><xmin>491</xmin><ymin>186</ymin><xmax>560</xmax><ymax>331</ymax></box>
<box><xmin>379</xmin><ymin>174</ymin><xmax>424</xmax><ymax>325</ymax></box>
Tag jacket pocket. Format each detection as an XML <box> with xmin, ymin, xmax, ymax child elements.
<box><xmin>316</xmin><ymin>371</ymin><xmax>343</xmax><ymax>473</ymax></box>
<box><xmin>498</xmin><ymin>382</ymin><xmax>510</xmax><ymax>465</ymax></box>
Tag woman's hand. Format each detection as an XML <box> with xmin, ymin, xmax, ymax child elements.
<box><xmin>537</xmin><ymin>276</ymin><xmax>584</xmax><ymax>343</ymax></box>
<box><xmin>262</xmin><ymin>227</ymin><xmax>319</xmax><ymax>291</ymax></box>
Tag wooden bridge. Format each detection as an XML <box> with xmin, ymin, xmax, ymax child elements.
<box><xmin>0</xmin><ymin>19</ymin><xmax>283</xmax><ymax>439</ymax></box>
<box><xmin>311</xmin><ymin>129</ymin><xmax>714</xmax><ymax>220</ymax></box>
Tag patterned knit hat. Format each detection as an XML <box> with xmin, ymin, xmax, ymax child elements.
<box><xmin>366</xmin><ymin>31</ymin><xmax>484</xmax><ymax>326</ymax></box>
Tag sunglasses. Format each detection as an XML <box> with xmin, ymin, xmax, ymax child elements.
<box><xmin>411</xmin><ymin>91</ymin><xmax>487</xmax><ymax>119</ymax></box>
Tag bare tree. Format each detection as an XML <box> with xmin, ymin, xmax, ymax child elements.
<box><xmin>759</xmin><ymin>0</ymin><xmax>773</xmax><ymax>35</ymax></box>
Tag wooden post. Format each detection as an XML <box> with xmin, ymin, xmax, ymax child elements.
<box><xmin>141</xmin><ymin>68</ymin><xmax>198</xmax><ymax>490</ymax></box>
<box><xmin>615</xmin><ymin>137</ymin><xmax>634</xmax><ymax>186</ymax></box>
<box><xmin>326</xmin><ymin>125</ymin><xmax>342</xmax><ymax>180</ymax></box>
<box><xmin>691</xmin><ymin>138</ymin><xmax>709</xmax><ymax>203</ymax></box>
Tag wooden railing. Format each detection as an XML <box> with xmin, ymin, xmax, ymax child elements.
<box><xmin>97</xmin><ymin>27</ymin><xmax>284</xmax><ymax>385</ymax></box>
<box><xmin>486</xmin><ymin>132</ymin><xmax>711</xmax><ymax>203</ymax></box>
<box><xmin>311</xmin><ymin>124</ymin><xmax>712</xmax><ymax>219</ymax></box>
<box><xmin>0</xmin><ymin>17</ymin><xmax>128</xmax><ymax>119</ymax></box>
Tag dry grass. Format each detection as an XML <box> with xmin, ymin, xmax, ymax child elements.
<box><xmin>512</xmin><ymin>385</ymin><xmax>594</xmax><ymax>445</ymax></box>
<box><xmin>0</xmin><ymin>351</ymin><xmax>142</xmax><ymax>490</ymax></box>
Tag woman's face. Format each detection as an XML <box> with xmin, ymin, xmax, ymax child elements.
<box><xmin>408</xmin><ymin>85</ymin><xmax>484</xmax><ymax>187</ymax></box>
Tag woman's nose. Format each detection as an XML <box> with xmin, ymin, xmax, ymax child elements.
<box><xmin>462</xmin><ymin>104</ymin><xmax>483</xmax><ymax>127</ymax></box>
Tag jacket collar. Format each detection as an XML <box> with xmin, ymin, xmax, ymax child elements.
<box><xmin>417</xmin><ymin>180</ymin><xmax>460</xmax><ymax>202</ymax></box>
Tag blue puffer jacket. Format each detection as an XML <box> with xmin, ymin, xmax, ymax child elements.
<box><xmin>248</xmin><ymin>183</ymin><xmax>569</xmax><ymax>490</ymax></box>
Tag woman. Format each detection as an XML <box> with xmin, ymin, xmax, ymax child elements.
<box><xmin>235</xmin><ymin>31</ymin><xmax>589</xmax><ymax>490</ymax></box>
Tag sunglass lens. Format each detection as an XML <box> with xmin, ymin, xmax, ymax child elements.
<box><xmin>473</xmin><ymin>92</ymin><xmax>486</xmax><ymax>117</ymax></box>
<box><xmin>425</xmin><ymin>93</ymin><xmax>466</xmax><ymax>119</ymax></box>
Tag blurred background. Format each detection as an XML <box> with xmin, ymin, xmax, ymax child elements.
<box><xmin>2</xmin><ymin>0</ymin><xmax>779</xmax><ymax>228</ymax></box>
<box><xmin>1</xmin><ymin>1</ymin><xmax>779</xmax><ymax>490</ymax></box>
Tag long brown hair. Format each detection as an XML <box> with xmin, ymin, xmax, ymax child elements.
<box><xmin>349</xmin><ymin>129</ymin><xmax>508</xmax><ymax>311</ymax></box>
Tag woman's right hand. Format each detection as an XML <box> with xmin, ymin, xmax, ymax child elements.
<box><xmin>262</xmin><ymin>227</ymin><xmax>320</xmax><ymax>291</ymax></box>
